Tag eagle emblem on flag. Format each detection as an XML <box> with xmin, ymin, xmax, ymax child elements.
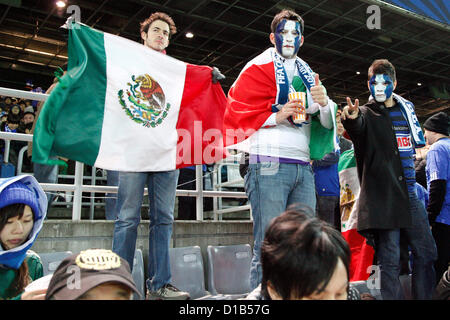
<box><xmin>118</xmin><ymin>74</ymin><xmax>171</xmax><ymax>128</ymax></box>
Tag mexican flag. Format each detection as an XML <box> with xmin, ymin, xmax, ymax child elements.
<box><xmin>32</xmin><ymin>22</ymin><xmax>227</xmax><ymax>172</ymax></box>
<box><xmin>339</xmin><ymin>149</ymin><xmax>375</xmax><ymax>281</ymax></box>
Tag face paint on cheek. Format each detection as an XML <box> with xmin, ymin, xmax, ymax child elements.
<box><xmin>274</xmin><ymin>20</ymin><xmax>286</xmax><ymax>55</ymax></box>
<box><xmin>292</xmin><ymin>22</ymin><xmax>301</xmax><ymax>54</ymax></box>
<box><xmin>383</xmin><ymin>74</ymin><xmax>394</xmax><ymax>99</ymax></box>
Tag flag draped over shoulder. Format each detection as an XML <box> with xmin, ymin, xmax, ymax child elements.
<box><xmin>223</xmin><ymin>48</ymin><xmax>336</xmax><ymax>160</ymax></box>
<box><xmin>32</xmin><ymin>22</ymin><xmax>227</xmax><ymax>172</ymax></box>
<box><xmin>339</xmin><ymin>149</ymin><xmax>375</xmax><ymax>281</ymax></box>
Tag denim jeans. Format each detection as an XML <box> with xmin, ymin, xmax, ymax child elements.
<box><xmin>112</xmin><ymin>170</ymin><xmax>179</xmax><ymax>291</ymax></box>
<box><xmin>33</xmin><ymin>161</ymin><xmax>58</xmax><ymax>210</ymax></box>
<box><xmin>374</xmin><ymin>191</ymin><xmax>437</xmax><ymax>300</ymax></box>
<box><xmin>105</xmin><ymin>170</ymin><xmax>119</xmax><ymax>221</ymax></box>
<box><xmin>244</xmin><ymin>162</ymin><xmax>316</xmax><ymax>289</ymax></box>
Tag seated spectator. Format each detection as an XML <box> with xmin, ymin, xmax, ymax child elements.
<box><xmin>0</xmin><ymin>111</ymin><xmax>7</xmax><ymax>124</ymax></box>
<box><xmin>1</xmin><ymin>113</ymin><xmax>20</xmax><ymax>133</ymax></box>
<box><xmin>1</xmin><ymin>113</ymin><xmax>24</xmax><ymax>168</ymax></box>
<box><xmin>0</xmin><ymin>175</ymin><xmax>48</xmax><ymax>300</ymax></box>
<box><xmin>246</xmin><ymin>206</ymin><xmax>351</xmax><ymax>300</ymax></box>
<box><xmin>20</xmin><ymin>106</ymin><xmax>35</xmax><ymax>134</ymax></box>
<box><xmin>45</xmin><ymin>249</ymin><xmax>139</xmax><ymax>300</ymax></box>
<box><xmin>18</xmin><ymin>100</ymin><xmax>26</xmax><ymax>113</ymax></box>
<box><xmin>9</xmin><ymin>104</ymin><xmax>22</xmax><ymax>118</ymax></box>
<box><xmin>3</xmin><ymin>96</ymin><xmax>13</xmax><ymax>111</ymax></box>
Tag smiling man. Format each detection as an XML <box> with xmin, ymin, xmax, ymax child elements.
<box><xmin>224</xmin><ymin>9</ymin><xmax>337</xmax><ymax>290</ymax></box>
<box><xmin>341</xmin><ymin>59</ymin><xmax>437</xmax><ymax>300</ymax></box>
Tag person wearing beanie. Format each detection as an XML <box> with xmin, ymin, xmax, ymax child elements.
<box><xmin>0</xmin><ymin>175</ymin><xmax>47</xmax><ymax>300</ymax></box>
<box><xmin>45</xmin><ymin>249</ymin><xmax>139</xmax><ymax>300</ymax></box>
<box><xmin>19</xmin><ymin>106</ymin><xmax>35</xmax><ymax>135</ymax></box>
<box><xmin>423</xmin><ymin>111</ymin><xmax>450</xmax><ymax>284</ymax></box>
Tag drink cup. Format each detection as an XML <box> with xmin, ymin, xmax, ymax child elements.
<box><xmin>288</xmin><ymin>91</ymin><xmax>306</xmax><ymax>123</ymax></box>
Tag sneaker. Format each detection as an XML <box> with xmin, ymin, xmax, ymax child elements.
<box><xmin>146</xmin><ymin>284</ymin><xmax>190</xmax><ymax>300</ymax></box>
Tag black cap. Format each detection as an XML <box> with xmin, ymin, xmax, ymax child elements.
<box><xmin>423</xmin><ymin>112</ymin><xmax>449</xmax><ymax>136</ymax></box>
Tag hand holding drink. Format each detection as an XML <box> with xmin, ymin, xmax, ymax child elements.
<box><xmin>275</xmin><ymin>92</ymin><xmax>306</xmax><ymax>124</ymax></box>
<box><xmin>288</xmin><ymin>91</ymin><xmax>306</xmax><ymax>124</ymax></box>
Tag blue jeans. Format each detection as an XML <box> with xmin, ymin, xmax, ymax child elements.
<box><xmin>105</xmin><ymin>170</ymin><xmax>119</xmax><ymax>220</ymax></box>
<box><xmin>112</xmin><ymin>170</ymin><xmax>179</xmax><ymax>291</ymax></box>
<box><xmin>244</xmin><ymin>162</ymin><xmax>316</xmax><ymax>289</ymax></box>
<box><xmin>374</xmin><ymin>191</ymin><xmax>437</xmax><ymax>300</ymax></box>
<box><xmin>33</xmin><ymin>161</ymin><xmax>58</xmax><ymax>210</ymax></box>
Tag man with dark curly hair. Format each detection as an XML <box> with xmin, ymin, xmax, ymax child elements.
<box><xmin>111</xmin><ymin>12</ymin><xmax>189</xmax><ymax>300</ymax></box>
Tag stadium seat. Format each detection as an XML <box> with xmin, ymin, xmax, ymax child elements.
<box><xmin>169</xmin><ymin>246</ymin><xmax>210</xmax><ymax>299</ymax></box>
<box><xmin>206</xmin><ymin>244</ymin><xmax>252</xmax><ymax>298</ymax></box>
<box><xmin>38</xmin><ymin>251</ymin><xmax>73</xmax><ymax>276</ymax></box>
<box><xmin>131</xmin><ymin>248</ymin><xmax>145</xmax><ymax>300</ymax></box>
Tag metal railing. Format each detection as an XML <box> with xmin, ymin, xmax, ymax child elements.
<box><xmin>0</xmin><ymin>86</ymin><xmax>248</xmax><ymax>221</ymax></box>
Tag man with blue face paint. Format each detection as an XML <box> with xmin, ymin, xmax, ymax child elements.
<box><xmin>224</xmin><ymin>9</ymin><xmax>338</xmax><ymax>290</ymax></box>
<box><xmin>341</xmin><ymin>59</ymin><xmax>437</xmax><ymax>300</ymax></box>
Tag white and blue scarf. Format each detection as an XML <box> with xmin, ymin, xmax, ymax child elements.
<box><xmin>369</xmin><ymin>93</ymin><xmax>426</xmax><ymax>148</ymax></box>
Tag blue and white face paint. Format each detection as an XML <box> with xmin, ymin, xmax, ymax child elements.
<box><xmin>369</xmin><ymin>74</ymin><xmax>394</xmax><ymax>102</ymax></box>
<box><xmin>274</xmin><ymin>19</ymin><xmax>301</xmax><ymax>59</ymax></box>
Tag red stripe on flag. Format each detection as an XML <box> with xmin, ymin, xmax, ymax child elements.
<box><xmin>223</xmin><ymin>62</ymin><xmax>277</xmax><ymax>146</ymax></box>
<box><xmin>176</xmin><ymin>64</ymin><xmax>228</xmax><ymax>168</ymax></box>
<box><xmin>342</xmin><ymin>229</ymin><xmax>375</xmax><ymax>281</ymax></box>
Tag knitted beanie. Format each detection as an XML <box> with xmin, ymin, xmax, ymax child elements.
<box><xmin>423</xmin><ymin>112</ymin><xmax>449</xmax><ymax>136</ymax></box>
<box><xmin>23</xmin><ymin>106</ymin><xmax>35</xmax><ymax>116</ymax></box>
<box><xmin>0</xmin><ymin>181</ymin><xmax>40</xmax><ymax>219</ymax></box>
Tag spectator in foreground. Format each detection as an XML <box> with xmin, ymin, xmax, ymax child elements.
<box><xmin>45</xmin><ymin>249</ymin><xmax>139</xmax><ymax>300</ymax></box>
<box><xmin>0</xmin><ymin>175</ymin><xmax>47</xmax><ymax>300</ymax></box>
<box><xmin>246</xmin><ymin>206</ymin><xmax>351</xmax><ymax>300</ymax></box>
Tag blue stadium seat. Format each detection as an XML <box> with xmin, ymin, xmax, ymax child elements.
<box><xmin>38</xmin><ymin>251</ymin><xmax>73</xmax><ymax>276</ymax></box>
<box><xmin>169</xmin><ymin>246</ymin><xmax>210</xmax><ymax>299</ymax></box>
<box><xmin>131</xmin><ymin>248</ymin><xmax>145</xmax><ymax>300</ymax></box>
<box><xmin>206</xmin><ymin>244</ymin><xmax>252</xmax><ymax>298</ymax></box>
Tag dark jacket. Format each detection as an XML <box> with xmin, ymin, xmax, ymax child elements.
<box><xmin>342</xmin><ymin>100</ymin><xmax>412</xmax><ymax>238</ymax></box>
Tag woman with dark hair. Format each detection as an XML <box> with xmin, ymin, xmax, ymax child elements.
<box><xmin>0</xmin><ymin>175</ymin><xmax>47</xmax><ymax>300</ymax></box>
<box><xmin>246</xmin><ymin>207</ymin><xmax>352</xmax><ymax>300</ymax></box>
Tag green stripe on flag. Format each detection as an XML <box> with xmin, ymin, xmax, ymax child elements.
<box><xmin>33</xmin><ymin>23</ymin><xmax>107</xmax><ymax>166</ymax></box>
<box><xmin>338</xmin><ymin>149</ymin><xmax>356</xmax><ymax>172</ymax></box>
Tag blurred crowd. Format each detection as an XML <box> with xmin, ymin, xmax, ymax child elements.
<box><xmin>0</xmin><ymin>95</ymin><xmax>39</xmax><ymax>172</ymax></box>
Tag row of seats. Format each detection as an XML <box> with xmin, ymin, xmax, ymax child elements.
<box><xmin>37</xmin><ymin>244</ymin><xmax>253</xmax><ymax>300</ymax></box>
<box><xmin>38</xmin><ymin>247</ymin><xmax>414</xmax><ymax>300</ymax></box>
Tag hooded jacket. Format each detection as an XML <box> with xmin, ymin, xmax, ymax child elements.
<box><xmin>0</xmin><ymin>175</ymin><xmax>47</xmax><ymax>299</ymax></box>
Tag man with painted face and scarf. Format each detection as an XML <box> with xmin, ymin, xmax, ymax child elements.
<box><xmin>341</xmin><ymin>59</ymin><xmax>437</xmax><ymax>300</ymax></box>
<box><xmin>224</xmin><ymin>9</ymin><xmax>338</xmax><ymax>290</ymax></box>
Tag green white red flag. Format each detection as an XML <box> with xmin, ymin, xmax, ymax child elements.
<box><xmin>33</xmin><ymin>22</ymin><xmax>228</xmax><ymax>171</ymax></box>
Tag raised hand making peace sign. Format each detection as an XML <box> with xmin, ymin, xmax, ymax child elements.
<box><xmin>341</xmin><ymin>97</ymin><xmax>360</xmax><ymax>120</ymax></box>
<box><xmin>310</xmin><ymin>74</ymin><xmax>328</xmax><ymax>107</ymax></box>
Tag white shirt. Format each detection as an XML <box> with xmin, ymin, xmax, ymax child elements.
<box><xmin>249</xmin><ymin>57</ymin><xmax>333</xmax><ymax>162</ymax></box>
